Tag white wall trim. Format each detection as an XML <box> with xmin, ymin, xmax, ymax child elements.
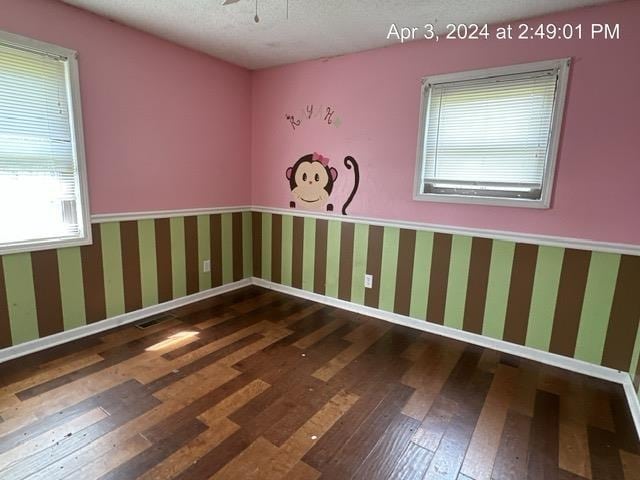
<box><xmin>0</xmin><ymin>278</ymin><xmax>251</xmax><ymax>364</ymax></box>
<box><xmin>251</xmin><ymin>206</ymin><xmax>640</xmax><ymax>256</ymax></box>
<box><xmin>89</xmin><ymin>206</ymin><xmax>639</xmax><ymax>256</ymax></box>
<box><xmin>252</xmin><ymin>277</ymin><xmax>640</xmax><ymax>436</ymax></box>
<box><xmin>91</xmin><ymin>206</ymin><xmax>252</xmax><ymax>223</ymax></box>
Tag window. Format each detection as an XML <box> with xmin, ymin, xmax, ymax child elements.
<box><xmin>0</xmin><ymin>30</ymin><xmax>90</xmax><ymax>254</ymax></box>
<box><xmin>414</xmin><ymin>59</ymin><xmax>570</xmax><ymax>208</ymax></box>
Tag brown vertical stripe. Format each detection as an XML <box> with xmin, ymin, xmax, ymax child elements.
<box><xmin>271</xmin><ymin>214</ymin><xmax>282</xmax><ymax>284</ymax></box>
<box><xmin>601</xmin><ymin>255</ymin><xmax>640</xmax><ymax>371</ymax></box>
<box><xmin>120</xmin><ymin>221</ymin><xmax>143</xmax><ymax>312</ymax></box>
<box><xmin>184</xmin><ymin>216</ymin><xmax>199</xmax><ymax>295</ymax></box>
<box><xmin>463</xmin><ymin>237</ymin><xmax>493</xmax><ymax>334</ymax></box>
<box><xmin>291</xmin><ymin>216</ymin><xmax>304</xmax><ymax>289</ymax></box>
<box><xmin>232</xmin><ymin>212</ymin><xmax>244</xmax><ymax>282</ymax></box>
<box><xmin>314</xmin><ymin>219</ymin><xmax>329</xmax><ymax>295</ymax></box>
<box><xmin>338</xmin><ymin>222</ymin><xmax>355</xmax><ymax>301</ymax></box>
<box><xmin>364</xmin><ymin>225</ymin><xmax>384</xmax><ymax>308</ymax></box>
<box><xmin>154</xmin><ymin>218</ymin><xmax>173</xmax><ymax>303</ymax></box>
<box><xmin>503</xmin><ymin>243</ymin><xmax>538</xmax><ymax>345</ymax></box>
<box><xmin>252</xmin><ymin>212</ymin><xmax>262</xmax><ymax>278</ymax></box>
<box><xmin>81</xmin><ymin>223</ymin><xmax>106</xmax><ymax>323</ymax></box>
<box><xmin>0</xmin><ymin>259</ymin><xmax>10</xmax><ymax>347</ymax></box>
<box><xmin>549</xmin><ymin>249</ymin><xmax>592</xmax><ymax>357</ymax></box>
<box><xmin>31</xmin><ymin>249</ymin><xmax>64</xmax><ymax>337</ymax></box>
<box><xmin>427</xmin><ymin>233</ymin><xmax>453</xmax><ymax>325</ymax></box>
<box><xmin>210</xmin><ymin>214</ymin><xmax>223</xmax><ymax>288</ymax></box>
<box><xmin>394</xmin><ymin>229</ymin><xmax>416</xmax><ymax>316</ymax></box>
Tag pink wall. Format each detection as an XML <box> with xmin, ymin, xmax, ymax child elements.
<box><xmin>251</xmin><ymin>0</ymin><xmax>640</xmax><ymax>245</ymax></box>
<box><xmin>1</xmin><ymin>0</ymin><xmax>252</xmax><ymax>214</ymax></box>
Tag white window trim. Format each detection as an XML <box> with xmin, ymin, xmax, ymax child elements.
<box><xmin>413</xmin><ymin>58</ymin><xmax>571</xmax><ymax>209</ymax></box>
<box><xmin>0</xmin><ymin>29</ymin><xmax>92</xmax><ymax>255</ymax></box>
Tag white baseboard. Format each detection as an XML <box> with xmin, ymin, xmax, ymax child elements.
<box><xmin>623</xmin><ymin>377</ymin><xmax>640</xmax><ymax>439</ymax></box>
<box><xmin>251</xmin><ymin>277</ymin><xmax>640</xmax><ymax>438</ymax></box>
<box><xmin>0</xmin><ymin>278</ymin><xmax>251</xmax><ymax>364</ymax></box>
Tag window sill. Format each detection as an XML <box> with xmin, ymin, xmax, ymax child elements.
<box><xmin>412</xmin><ymin>192</ymin><xmax>551</xmax><ymax>209</ymax></box>
<box><xmin>0</xmin><ymin>234</ymin><xmax>93</xmax><ymax>256</ymax></box>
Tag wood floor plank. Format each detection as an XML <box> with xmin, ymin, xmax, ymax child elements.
<box><xmin>587</xmin><ymin>426</ymin><xmax>626</xmax><ymax>480</ymax></box>
<box><xmin>293</xmin><ymin>317</ymin><xmax>346</xmax><ymax>350</ymax></box>
<box><xmin>0</xmin><ymin>407</ymin><xmax>108</xmax><ymax>470</ymax></box>
<box><xmin>412</xmin><ymin>347</ymin><xmax>483</xmax><ymax>451</ymax></box>
<box><xmin>198</xmin><ymin>379</ymin><xmax>271</xmax><ymax>426</ymax></box>
<box><xmin>247</xmin><ymin>389</ymin><xmax>360</xmax><ymax>479</ymax></box>
<box><xmin>559</xmin><ymin>382</ymin><xmax>593</xmax><ymax>479</ymax></box>
<box><xmin>100</xmin><ymin>418</ymin><xmax>208</xmax><ymax>480</ymax></box>
<box><xmin>491</xmin><ymin>410</ymin><xmax>532</xmax><ymax>480</ymax></box>
<box><xmin>352</xmin><ymin>413</ymin><xmax>421</xmax><ymax>479</ymax></box>
<box><xmin>316</xmin><ymin>384</ymin><xmax>413</xmax><ymax>478</ymax></box>
<box><xmin>138</xmin><ymin>418</ymin><xmax>238</xmax><ymax>480</ymax></box>
<box><xmin>67</xmin><ymin>433</ymin><xmax>151</xmax><ymax>479</ymax></box>
<box><xmin>422</xmin><ymin>368</ymin><xmax>493</xmax><ymax>480</ymax></box>
<box><xmin>311</xmin><ymin>323</ymin><xmax>389</xmax><ymax>381</ymax></box>
<box><xmin>401</xmin><ymin>339</ymin><xmax>464</xmax><ymax>421</ymax></box>
<box><xmin>0</xmin><ymin>287</ymin><xmax>637</xmax><ymax>480</ymax></box>
<box><xmin>388</xmin><ymin>442</ymin><xmax>435</xmax><ymax>480</ymax></box>
<box><xmin>527</xmin><ymin>389</ymin><xmax>561</xmax><ymax>480</ymax></box>
<box><xmin>459</xmin><ymin>364</ymin><xmax>518</xmax><ymax>480</ymax></box>
<box><xmin>620</xmin><ymin>449</ymin><xmax>640</xmax><ymax>480</ymax></box>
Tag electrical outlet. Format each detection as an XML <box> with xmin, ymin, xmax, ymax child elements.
<box><xmin>364</xmin><ymin>274</ymin><xmax>373</xmax><ymax>289</ymax></box>
<box><xmin>203</xmin><ymin>260</ymin><xmax>211</xmax><ymax>272</ymax></box>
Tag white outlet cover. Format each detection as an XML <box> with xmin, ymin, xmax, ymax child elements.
<box><xmin>203</xmin><ymin>260</ymin><xmax>211</xmax><ymax>272</ymax></box>
<box><xmin>364</xmin><ymin>274</ymin><xmax>373</xmax><ymax>288</ymax></box>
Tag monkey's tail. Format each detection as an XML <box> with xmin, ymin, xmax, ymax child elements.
<box><xmin>341</xmin><ymin>156</ymin><xmax>360</xmax><ymax>215</ymax></box>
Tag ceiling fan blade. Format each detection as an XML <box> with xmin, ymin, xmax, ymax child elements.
<box><xmin>222</xmin><ymin>0</ymin><xmax>242</xmax><ymax>5</ymax></box>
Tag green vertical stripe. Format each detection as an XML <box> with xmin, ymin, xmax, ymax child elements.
<box><xmin>379</xmin><ymin>227</ymin><xmax>400</xmax><ymax>312</ymax></box>
<box><xmin>3</xmin><ymin>253</ymin><xmax>38</xmax><ymax>344</ymax></box>
<box><xmin>443</xmin><ymin>235</ymin><xmax>472</xmax><ymax>330</ymax></box>
<box><xmin>197</xmin><ymin>215</ymin><xmax>212</xmax><ymax>291</ymax></box>
<box><xmin>525</xmin><ymin>246</ymin><xmax>564</xmax><ymax>351</ymax></box>
<box><xmin>482</xmin><ymin>240</ymin><xmax>515</xmax><ymax>340</ymax></box>
<box><xmin>138</xmin><ymin>219</ymin><xmax>158</xmax><ymax>307</ymax></box>
<box><xmin>101</xmin><ymin>222</ymin><xmax>125</xmax><ymax>317</ymax></box>
<box><xmin>409</xmin><ymin>230</ymin><xmax>434</xmax><ymax>320</ymax></box>
<box><xmin>351</xmin><ymin>223</ymin><xmax>369</xmax><ymax>305</ymax></box>
<box><xmin>57</xmin><ymin>247</ymin><xmax>86</xmax><ymax>330</ymax></box>
<box><xmin>281</xmin><ymin>215</ymin><xmax>293</xmax><ymax>286</ymax></box>
<box><xmin>170</xmin><ymin>217</ymin><xmax>186</xmax><ymax>298</ymax></box>
<box><xmin>574</xmin><ymin>252</ymin><xmax>621</xmax><ymax>364</ymax></box>
<box><xmin>242</xmin><ymin>211</ymin><xmax>253</xmax><ymax>278</ymax></box>
<box><xmin>221</xmin><ymin>213</ymin><xmax>233</xmax><ymax>284</ymax></box>
<box><xmin>261</xmin><ymin>213</ymin><xmax>272</xmax><ymax>281</ymax></box>
<box><xmin>302</xmin><ymin>217</ymin><xmax>316</xmax><ymax>291</ymax></box>
<box><xmin>325</xmin><ymin>220</ymin><xmax>342</xmax><ymax>298</ymax></box>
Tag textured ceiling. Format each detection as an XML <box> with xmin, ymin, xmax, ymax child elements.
<box><xmin>61</xmin><ymin>0</ymin><xmax>616</xmax><ymax>69</ymax></box>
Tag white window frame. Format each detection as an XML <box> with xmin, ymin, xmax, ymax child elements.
<box><xmin>413</xmin><ymin>58</ymin><xmax>571</xmax><ymax>209</ymax></box>
<box><xmin>0</xmin><ymin>29</ymin><xmax>91</xmax><ymax>255</ymax></box>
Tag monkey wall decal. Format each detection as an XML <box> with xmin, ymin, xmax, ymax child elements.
<box><xmin>285</xmin><ymin>152</ymin><xmax>360</xmax><ymax>215</ymax></box>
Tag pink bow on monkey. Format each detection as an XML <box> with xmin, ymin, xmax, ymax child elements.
<box><xmin>312</xmin><ymin>152</ymin><xmax>330</xmax><ymax>166</ymax></box>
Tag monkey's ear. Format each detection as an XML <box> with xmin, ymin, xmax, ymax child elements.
<box><xmin>286</xmin><ymin>167</ymin><xmax>293</xmax><ymax>180</ymax></box>
<box><xmin>329</xmin><ymin>167</ymin><xmax>338</xmax><ymax>181</ymax></box>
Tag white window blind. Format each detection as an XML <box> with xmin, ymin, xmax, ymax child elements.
<box><xmin>416</xmin><ymin>61</ymin><xmax>569</xmax><ymax>207</ymax></box>
<box><xmin>0</xmin><ymin>36</ymin><xmax>88</xmax><ymax>250</ymax></box>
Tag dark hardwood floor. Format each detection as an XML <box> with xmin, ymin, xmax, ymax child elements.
<box><xmin>0</xmin><ymin>286</ymin><xmax>638</xmax><ymax>479</ymax></box>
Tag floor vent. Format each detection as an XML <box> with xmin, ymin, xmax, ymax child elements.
<box><xmin>135</xmin><ymin>313</ymin><xmax>176</xmax><ymax>330</ymax></box>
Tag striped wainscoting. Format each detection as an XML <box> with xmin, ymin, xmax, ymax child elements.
<box><xmin>0</xmin><ymin>211</ymin><xmax>253</xmax><ymax>349</ymax></box>
<box><xmin>251</xmin><ymin>211</ymin><xmax>640</xmax><ymax>396</ymax></box>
